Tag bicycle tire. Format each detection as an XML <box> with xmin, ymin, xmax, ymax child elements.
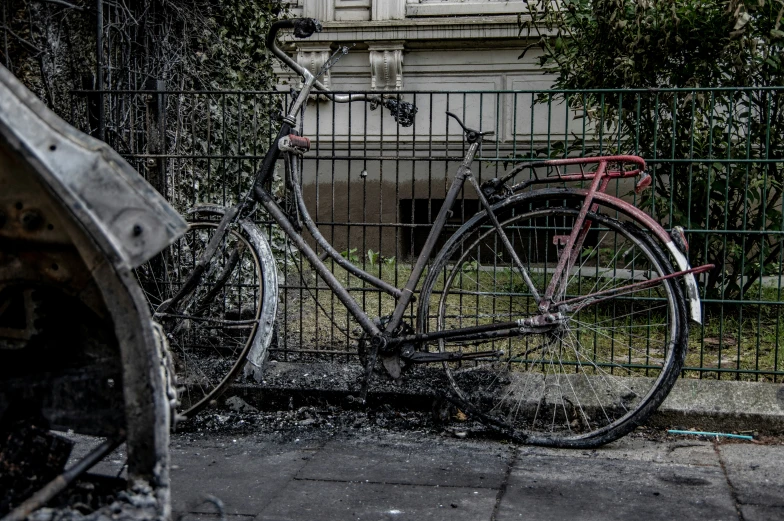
<box><xmin>417</xmin><ymin>192</ymin><xmax>688</xmax><ymax>448</ymax></box>
<box><xmin>136</xmin><ymin>212</ymin><xmax>273</xmax><ymax>419</ymax></box>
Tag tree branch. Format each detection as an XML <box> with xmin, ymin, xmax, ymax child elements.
<box><xmin>33</xmin><ymin>0</ymin><xmax>85</xmax><ymax>11</ymax></box>
<box><xmin>0</xmin><ymin>24</ymin><xmax>44</xmax><ymax>54</ymax></box>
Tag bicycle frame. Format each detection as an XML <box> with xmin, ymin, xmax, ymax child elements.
<box><xmin>162</xmin><ymin>21</ymin><xmax>713</xmax><ymax>357</ymax></box>
<box><xmin>245</xmin><ymin>73</ymin><xmax>711</xmax><ymax>351</ymax></box>
<box><xmin>251</xmin><ymin>96</ymin><xmax>489</xmax><ymax>343</ymax></box>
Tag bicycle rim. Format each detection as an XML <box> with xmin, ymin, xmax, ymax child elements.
<box><xmin>136</xmin><ymin>220</ymin><xmax>264</xmax><ymax>418</ymax></box>
<box><xmin>419</xmin><ymin>201</ymin><xmax>687</xmax><ymax>447</ymax></box>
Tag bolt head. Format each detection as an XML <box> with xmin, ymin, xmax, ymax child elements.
<box><xmin>20</xmin><ymin>210</ymin><xmax>43</xmax><ymax>231</ymax></box>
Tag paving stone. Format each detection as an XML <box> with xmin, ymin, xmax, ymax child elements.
<box><xmin>298</xmin><ymin>436</ymin><xmax>511</xmax><ymax>488</ymax></box>
<box><xmin>739</xmin><ymin>504</ymin><xmax>784</xmax><ymax>521</ymax></box>
<box><xmin>718</xmin><ymin>443</ymin><xmax>784</xmax><ymax>508</ymax></box>
<box><xmin>170</xmin><ymin>437</ymin><xmax>316</xmax><ymax>515</ymax></box>
<box><xmin>495</xmin><ymin>454</ymin><xmax>737</xmax><ymax>521</ymax></box>
<box><xmin>176</xmin><ymin>515</ymin><xmax>253</xmax><ymax>521</ymax></box>
<box><xmin>60</xmin><ymin>433</ymin><xmax>127</xmax><ymax>476</ymax></box>
<box><xmin>59</xmin><ymin>428</ymin><xmax>784</xmax><ymax>521</ymax></box>
<box><xmin>255</xmin><ymin>480</ymin><xmax>497</xmax><ymax>521</ymax></box>
<box><xmin>518</xmin><ymin>435</ymin><xmax>719</xmax><ymax>467</ymax></box>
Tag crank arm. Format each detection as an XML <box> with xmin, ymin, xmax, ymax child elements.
<box><xmin>401</xmin><ymin>349</ymin><xmax>503</xmax><ymax>364</ymax></box>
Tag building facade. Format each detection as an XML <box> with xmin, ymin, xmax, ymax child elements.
<box><xmin>280</xmin><ymin>0</ymin><xmax>561</xmax><ymax>257</ymax></box>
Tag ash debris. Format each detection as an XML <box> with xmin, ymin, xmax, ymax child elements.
<box><xmin>26</xmin><ymin>480</ymin><xmax>164</xmax><ymax>521</ymax></box>
<box><xmin>252</xmin><ymin>358</ymin><xmax>447</xmax><ymax>397</ymax></box>
<box><xmin>176</xmin><ymin>358</ymin><xmax>493</xmax><ymax>443</ymax></box>
<box><xmin>178</xmin><ymin>399</ymin><xmax>452</xmax><ymax>442</ymax></box>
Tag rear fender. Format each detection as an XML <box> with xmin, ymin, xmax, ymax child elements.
<box><xmin>664</xmin><ymin>242</ymin><xmax>702</xmax><ymax>324</ymax></box>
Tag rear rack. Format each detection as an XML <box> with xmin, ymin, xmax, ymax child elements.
<box><xmin>504</xmin><ymin>155</ymin><xmax>647</xmax><ymax>193</ymax></box>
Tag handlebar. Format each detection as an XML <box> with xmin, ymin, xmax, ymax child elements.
<box><xmin>267</xmin><ymin>18</ymin><xmax>417</xmax><ymax>126</ymax></box>
<box><xmin>266</xmin><ymin>19</ymin><xmax>325</xmax><ymax>90</ymax></box>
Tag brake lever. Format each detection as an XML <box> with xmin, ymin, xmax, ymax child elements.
<box><xmin>315</xmin><ymin>44</ymin><xmax>354</xmax><ymax>81</ymax></box>
<box><xmin>445</xmin><ymin>112</ymin><xmax>493</xmax><ymax>143</ymax></box>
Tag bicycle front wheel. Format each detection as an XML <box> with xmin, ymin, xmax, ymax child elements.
<box><xmin>417</xmin><ymin>196</ymin><xmax>688</xmax><ymax>447</ymax></box>
<box><xmin>136</xmin><ymin>216</ymin><xmax>269</xmax><ymax>418</ymax></box>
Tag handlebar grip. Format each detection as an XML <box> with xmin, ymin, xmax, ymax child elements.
<box><xmin>383</xmin><ymin>99</ymin><xmax>418</xmax><ymax>127</ymax></box>
<box><xmin>268</xmin><ymin>18</ymin><xmax>322</xmax><ymax>43</ymax></box>
<box><xmin>292</xmin><ymin>18</ymin><xmax>323</xmax><ymax>38</ymax></box>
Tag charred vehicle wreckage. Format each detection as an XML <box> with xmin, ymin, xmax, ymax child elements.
<box><xmin>0</xmin><ymin>64</ymin><xmax>186</xmax><ymax>520</ymax></box>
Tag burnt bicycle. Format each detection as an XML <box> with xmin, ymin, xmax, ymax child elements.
<box><xmin>140</xmin><ymin>18</ymin><xmax>713</xmax><ymax>448</ymax></box>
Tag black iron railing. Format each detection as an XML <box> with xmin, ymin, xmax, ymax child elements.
<box><xmin>73</xmin><ymin>86</ymin><xmax>784</xmax><ymax>382</ymax></box>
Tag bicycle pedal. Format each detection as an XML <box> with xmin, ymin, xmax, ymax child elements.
<box><xmin>381</xmin><ymin>354</ymin><xmax>402</xmax><ymax>379</ymax></box>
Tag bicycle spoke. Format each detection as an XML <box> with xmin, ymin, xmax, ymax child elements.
<box><xmin>136</xmin><ymin>219</ymin><xmax>266</xmax><ymax>418</ymax></box>
<box><xmin>423</xmin><ymin>197</ymin><xmax>686</xmax><ymax>447</ymax></box>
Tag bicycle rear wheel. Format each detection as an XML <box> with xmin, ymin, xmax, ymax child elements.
<box><xmin>417</xmin><ymin>195</ymin><xmax>688</xmax><ymax>447</ymax></box>
<box><xmin>136</xmin><ymin>216</ymin><xmax>269</xmax><ymax>418</ymax></box>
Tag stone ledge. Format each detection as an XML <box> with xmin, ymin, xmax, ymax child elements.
<box><xmin>281</xmin><ymin>16</ymin><xmax>554</xmax><ymax>44</ymax></box>
<box><xmin>229</xmin><ymin>361</ymin><xmax>784</xmax><ymax>435</ymax></box>
<box><xmin>649</xmin><ymin>378</ymin><xmax>784</xmax><ymax>434</ymax></box>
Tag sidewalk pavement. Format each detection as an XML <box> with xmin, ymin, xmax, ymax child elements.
<box><xmin>163</xmin><ymin>429</ymin><xmax>783</xmax><ymax>521</ymax></box>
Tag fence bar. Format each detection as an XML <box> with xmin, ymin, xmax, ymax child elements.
<box><xmin>72</xmin><ymin>86</ymin><xmax>784</xmax><ymax>382</ymax></box>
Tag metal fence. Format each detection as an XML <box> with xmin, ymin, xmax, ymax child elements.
<box><xmin>73</xmin><ymin>86</ymin><xmax>784</xmax><ymax>382</ymax></box>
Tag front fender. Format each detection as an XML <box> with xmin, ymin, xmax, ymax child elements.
<box><xmin>664</xmin><ymin>242</ymin><xmax>702</xmax><ymax>324</ymax></box>
<box><xmin>187</xmin><ymin>205</ymin><xmax>279</xmax><ymax>380</ymax></box>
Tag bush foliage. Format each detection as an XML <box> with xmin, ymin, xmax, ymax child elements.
<box><xmin>1</xmin><ymin>1</ymin><xmax>286</xmax><ymax>211</ymax></box>
<box><xmin>520</xmin><ymin>0</ymin><xmax>784</xmax><ymax>299</ymax></box>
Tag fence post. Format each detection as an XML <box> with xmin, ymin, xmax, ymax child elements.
<box><xmin>144</xmin><ymin>78</ymin><xmax>167</xmax><ymax>196</ymax></box>
<box><xmin>80</xmin><ymin>74</ymin><xmax>102</xmax><ymax>139</ymax></box>
<box><xmin>95</xmin><ymin>0</ymin><xmax>104</xmax><ymax>141</ymax></box>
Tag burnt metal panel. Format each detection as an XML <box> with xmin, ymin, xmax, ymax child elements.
<box><xmin>0</xmin><ymin>63</ymin><xmax>182</xmax><ymax>504</ymax></box>
<box><xmin>0</xmin><ymin>64</ymin><xmax>187</xmax><ymax>269</ymax></box>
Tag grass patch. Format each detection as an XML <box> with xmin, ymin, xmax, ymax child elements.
<box><xmin>273</xmin><ymin>259</ymin><xmax>784</xmax><ymax>381</ymax></box>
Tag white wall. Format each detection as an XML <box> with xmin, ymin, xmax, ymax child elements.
<box><xmin>279</xmin><ymin>2</ymin><xmax>563</xmax><ymax>143</ymax></box>
<box><xmin>278</xmin><ymin>0</ymin><xmax>573</xmax><ymax>255</ymax></box>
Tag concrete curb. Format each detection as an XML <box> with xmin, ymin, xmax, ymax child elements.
<box><xmin>650</xmin><ymin>378</ymin><xmax>784</xmax><ymax>434</ymax></box>
<box><xmin>229</xmin><ymin>361</ymin><xmax>784</xmax><ymax>435</ymax></box>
